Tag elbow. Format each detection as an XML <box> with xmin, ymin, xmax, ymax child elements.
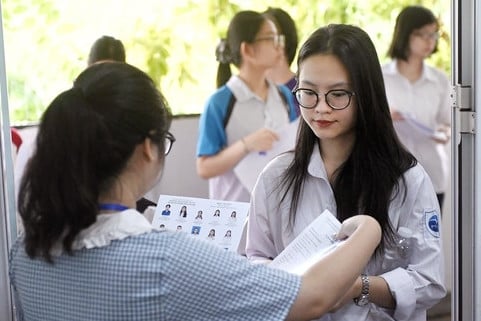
<box><xmin>196</xmin><ymin>158</ymin><xmax>213</xmax><ymax>179</ymax></box>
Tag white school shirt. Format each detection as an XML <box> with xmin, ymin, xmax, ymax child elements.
<box><xmin>198</xmin><ymin>75</ymin><xmax>293</xmax><ymax>202</ymax></box>
<box><xmin>382</xmin><ymin>61</ymin><xmax>451</xmax><ymax>193</ymax></box>
<box><xmin>245</xmin><ymin>145</ymin><xmax>446</xmax><ymax>321</ymax></box>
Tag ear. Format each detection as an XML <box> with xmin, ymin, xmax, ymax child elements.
<box><xmin>142</xmin><ymin>137</ymin><xmax>157</xmax><ymax>162</ymax></box>
<box><xmin>240</xmin><ymin>41</ymin><xmax>255</xmax><ymax>62</ymax></box>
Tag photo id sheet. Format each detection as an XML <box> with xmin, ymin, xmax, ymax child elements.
<box><xmin>270</xmin><ymin>209</ymin><xmax>345</xmax><ymax>275</ymax></box>
<box><xmin>233</xmin><ymin>118</ymin><xmax>299</xmax><ymax>192</ymax></box>
<box><xmin>152</xmin><ymin>194</ymin><xmax>249</xmax><ymax>251</ymax></box>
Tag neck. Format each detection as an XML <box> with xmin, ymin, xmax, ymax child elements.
<box><xmin>266</xmin><ymin>64</ymin><xmax>295</xmax><ymax>85</ymax></box>
<box><xmin>319</xmin><ymin>134</ymin><xmax>355</xmax><ymax>183</ymax></box>
<box><xmin>238</xmin><ymin>66</ymin><xmax>270</xmax><ymax>100</ymax></box>
<box><xmin>396</xmin><ymin>58</ymin><xmax>423</xmax><ymax>82</ymax></box>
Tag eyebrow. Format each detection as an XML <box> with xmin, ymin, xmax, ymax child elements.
<box><xmin>299</xmin><ymin>79</ymin><xmax>351</xmax><ymax>89</ymax></box>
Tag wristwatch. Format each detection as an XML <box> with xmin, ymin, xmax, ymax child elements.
<box><xmin>353</xmin><ymin>274</ymin><xmax>370</xmax><ymax>306</ymax></box>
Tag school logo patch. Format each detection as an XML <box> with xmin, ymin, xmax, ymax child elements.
<box><xmin>424</xmin><ymin>209</ymin><xmax>440</xmax><ymax>238</ymax></box>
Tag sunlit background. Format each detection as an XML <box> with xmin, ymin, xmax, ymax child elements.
<box><xmin>1</xmin><ymin>0</ymin><xmax>450</xmax><ymax>123</ymax></box>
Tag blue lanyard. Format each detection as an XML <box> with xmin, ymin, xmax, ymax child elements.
<box><xmin>98</xmin><ymin>203</ymin><xmax>130</xmax><ymax>212</ymax></box>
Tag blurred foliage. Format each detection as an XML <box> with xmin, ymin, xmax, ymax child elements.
<box><xmin>1</xmin><ymin>0</ymin><xmax>450</xmax><ymax>124</ymax></box>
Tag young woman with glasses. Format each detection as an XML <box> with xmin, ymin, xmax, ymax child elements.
<box><xmin>196</xmin><ymin>10</ymin><xmax>298</xmax><ymax>202</ymax></box>
<box><xmin>10</xmin><ymin>61</ymin><xmax>384</xmax><ymax>321</ymax></box>
<box><xmin>244</xmin><ymin>24</ymin><xmax>446</xmax><ymax>321</ymax></box>
<box><xmin>383</xmin><ymin>5</ymin><xmax>451</xmax><ymax>211</ymax></box>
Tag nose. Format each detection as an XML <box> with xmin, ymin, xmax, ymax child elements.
<box><xmin>314</xmin><ymin>94</ymin><xmax>331</xmax><ymax>112</ymax></box>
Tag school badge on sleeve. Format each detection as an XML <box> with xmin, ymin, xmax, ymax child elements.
<box><xmin>424</xmin><ymin>209</ymin><xmax>440</xmax><ymax>238</ymax></box>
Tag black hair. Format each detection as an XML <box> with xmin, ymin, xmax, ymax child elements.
<box><xmin>264</xmin><ymin>7</ymin><xmax>298</xmax><ymax>66</ymax></box>
<box><xmin>387</xmin><ymin>6</ymin><xmax>439</xmax><ymax>60</ymax></box>
<box><xmin>87</xmin><ymin>35</ymin><xmax>126</xmax><ymax>66</ymax></box>
<box><xmin>279</xmin><ymin>24</ymin><xmax>417</xmax><ymax>252</ymax></box>
<box><xmin>18</xmin><ymin>62</ymin><xmax>172</xmax><ymax>262</ymax></box>
<box><xmin>216</xmin><ymin>10</ymin><xmax>268</xmax><ymax>88</ymax></box>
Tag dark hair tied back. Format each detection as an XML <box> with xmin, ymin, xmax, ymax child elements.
<box><xmin>215</xmin><ymin>38</ymin><xmax>232</xmax><ymax>64</ymax></box>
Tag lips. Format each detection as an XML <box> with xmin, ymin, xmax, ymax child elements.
<box><xmin>314</xmin><ymin>120</ymin><xmax>335</xmax><ymax>127</ymax></box>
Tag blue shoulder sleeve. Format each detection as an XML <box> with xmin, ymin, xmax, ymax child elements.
<box><xmin>196</xmin><ymin>86</ymin><xmax>233</xmax><ymax>156</ymax></box>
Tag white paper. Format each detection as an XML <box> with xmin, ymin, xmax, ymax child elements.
<box><xmin>394</xmin><ymin>113</ymin><xmax>447</xmax><ymax>142</ymax></box>
<box><xmin>233</xmin><ymin>118</ymin><xmax>299</xmax><ymax>192</ymax></box>
<box><xmin>270</xmin><ymin>209</ymin><xmax>344</xmax><ymax>275</ymax></box>
<box><xmin>152</xmin><ymin>195</ymin><xmax>249</xmax><ymax>252</ymax></box>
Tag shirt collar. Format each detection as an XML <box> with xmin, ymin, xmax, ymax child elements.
<box><xmin>226</xmin><ymin>75</ymin><xmax>277</xmax><ymax>102</ymax></box>
<box><xmin>51</xmin><ymin>209</ymin><xmax>156</xmax><ymax>255</ymax></box>
<box><xmin>385</xmin><ymin>59</ymin><xmax>437</xmax><ymax>83</ymax></box>
<box><xmin>307</xmin><ymin>143</ymin><xmax>329</xmax><ymax>180</ymax></box>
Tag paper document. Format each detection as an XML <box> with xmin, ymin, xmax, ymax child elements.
<box><xmin>234</xmin><ymin>118</ymin><xmax>299</xmax><ymax>192</ymax></box>
<box><xmin>270</xmin><ymin>209</ymin><xmax>344</xmax><ymax>275</ymax></box>
<box><xmin>394</xmin><ymin>113</ymin><xmax>447</xmax><ymax>142</ymax></box>
<box><xmin>152</xmin><ymin>195</ymin><xmax>249</xmax><ymax>252</ymax></box>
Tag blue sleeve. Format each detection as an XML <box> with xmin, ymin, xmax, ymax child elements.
<box><xmin>196</xmin><ymin>87</ymin><xmax>232</xmax><ymax>157</ymax></box>
<box><xmin>278</xmin><ymin>85</ymin><xmax>298</xmax><ymax>121</ymax></box>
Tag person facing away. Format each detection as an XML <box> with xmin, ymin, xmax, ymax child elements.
<box><xmin>244</xmin><ymin>24</ymin><xmax>446</xmax><ymax>321</ymax></box>
<box><xmin>9</xmin><ymin>61</ymin><xmax>384</xmax><ymax>321</ymax></box>
<box><xmin>196</xmin><ymin>10</ymin><xmax>298</xmax><ymax>202</ymax></box>
<box><xmin>382</xmin><ymin>5</ymin><xmax>451</xmax><ymax>210</ymax></box>
<box><xmin>263</xmin><ymin>7</ymin><xmax>299</xmax><ymax>112</ymax></box>
<box><xmin>87</xmin><ymin>35</ymin><xmax>126</xmax><ymax>66</ymax></box>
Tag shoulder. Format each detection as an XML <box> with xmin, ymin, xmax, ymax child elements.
<box><xmin>205</xmin><ymin>86</ymin><xmax>233</xmax><ymax>107</ymax></box>
<box><xmin>424</xmin><ymin>65</ymin><xmax>449</xmax><ymax>84</ymax></box>
<box><xmin>258</xmin><ymin>152</ymin><xmax>294</xmax><ymax>182</ymax></box>
<box><xmin>400</xmin><ymin>163</ymin><xmax>437</xmax><ymax>197</ymax></box>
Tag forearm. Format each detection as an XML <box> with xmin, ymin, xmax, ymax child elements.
<box><xmin>196</xmin><ymin>139</ymin><xmax>249</xmax><ymax>178</ymax></box>
<box><xmin>286</xmin><ymin>216</ymin><xmax>381</xmax><ymax>321</ymax></box>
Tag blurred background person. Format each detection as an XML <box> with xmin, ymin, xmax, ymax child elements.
<box><xmin>196</xmin><ymin>10</ymin><xmax>298</xmax><ymax>202</ymax></box>
<box><xmin>382</xmin><ymin>5</ymin><xmax>451</xmax><ymax>210</ymax></box>
<box><xmin>87</xmin><ymin>35</ymin><xmax>126</xmax><ymax>66</ymax></box>
<box><xmin>263</xmin><ymin>7</ymin><xmax>299</xmax><ymax>113</ymax></box>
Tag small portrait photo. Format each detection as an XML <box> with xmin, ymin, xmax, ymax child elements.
<box><xmin>176</xmin><ymin>225</ymin><xmax>183</xmax><ymax>231</ymax></box>
<box><xmin>195</xmin><ymin>210</ymin><xmax>203</xmax><ymax>221</ymax></box>
<box><xmin>179</xmin><ymin>205</ymin><xmax>188</xmax><ymax>218</ymax></box>
<box><xmin>161</xmin><ymin>204</ymin><xmax>171</xmax><ymax>216</ymax></box>
<box><xmin>159</xmin><ymin>224</ymin><xmax>166</xmax><ymax>231</ymax></box>
<box><xmin>230</xmin><ymin>211</ymin><xmax>237</xmax><ymax>220</ymax></box>
<box><xmin>224</xmin><ymin>229</ymin><xmax>232</xmax><ymax>238</ymax></box>
<box><xmin>213</xmin><ymin>209</ymin><xmax>221</xmax><ymax>217</ymax></box>
<box><xmin>207</xmin><ymin>228</ymin><xmax>216</xmax><ymax>240</ymax></box>
<box><xmin>191</xmin><ymin>226</ymin><xmax>201</xmax><ymax>235</ymax></box>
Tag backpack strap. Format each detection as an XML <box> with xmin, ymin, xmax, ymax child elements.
<box><xmin>223</xmin><ymin>92</ymin><xmax>237</xmax><ymax>129</ymax></box>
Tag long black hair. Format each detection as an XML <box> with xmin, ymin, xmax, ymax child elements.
<box><xmin>279</xmin><ymin>24</ymin><xmax>417</xmax><ymax>250</ymax></box>
<box><xmin>18</xmin><ymin>62</ymin><xmax>172</xmax><ymax>262</ymax></box>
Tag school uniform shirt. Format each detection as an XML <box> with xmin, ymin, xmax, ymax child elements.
<box><xmin>9</xmin><ymin>209</ymin><xmax>301</xmax><ymax>321</ymax></box>
<box><xmin>382</xmin><ymin>60</ymin><xmax>451</xmax><ymax>194</ymax></box>
<box><xmin>196</xmin><ymin>75</ymin><xmax>297</xmax><ymax>202</ymax></box>
<box><xmin>246</xmin><ymin>145</ymin><xmax>446</xmax><ymax>321</ymax></box>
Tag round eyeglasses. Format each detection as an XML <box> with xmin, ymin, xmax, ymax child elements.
<box><xmin>253</xmin><ymin>34</ymin><xmax>285</xmax><ymax>48</ymax></box>
<box><xmin>164</xmin><ymin>131</ymin><xmax>176</xmax><ymax>155</ymax></box>
<box><xmin>293</xmin><ymin>88</ymin><xmax>355</xmax><ymax>110</ymax></box>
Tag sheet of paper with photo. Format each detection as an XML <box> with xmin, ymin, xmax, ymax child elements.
<box><xmin>270</xmin><ymin>209</ymin><xmax>345</xmax><ymax>275</ymax></box>
<box><xmin>233</xmin><ymin>118</ymin><xmax>299</xmax><ymax>192</ymax></box>
<box><xmin>152</xmin><ymin>194</ymin><xmax>249</xmax><ymax>251</ymax></box>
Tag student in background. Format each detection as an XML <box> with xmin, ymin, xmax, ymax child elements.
<box><xmin>10</xmin><ymin>61</ymin><xmax>383</xmax><ymax>321</ymax></box>
<box><xmin>263</xmin><ymin>7</ymin><xmax>299</xmax><ymax>112</ymax></box>
<box><xmin>245</xmin><ymin>24</ymin><xmax>445</xmax><ymax>320</ymax></box>
<box><xmin>382</xmin><ymin>5</ymin><xmax>451</xmax><ymax>210</ymax></box>
<box><xmin>196</xmin><ymin>10</ymin><xmax>298</xmax><ymax>202</ymax></box>
<box><xmin>87</xmin><ymin>35</ymin><xmax>126</xmax><ymax>66</ymax></box>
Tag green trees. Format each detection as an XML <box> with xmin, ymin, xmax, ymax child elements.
<box><xmin>1</xmin><ymin>0</ymin><xmax>449</xmax><ymax>122</ymax></box>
